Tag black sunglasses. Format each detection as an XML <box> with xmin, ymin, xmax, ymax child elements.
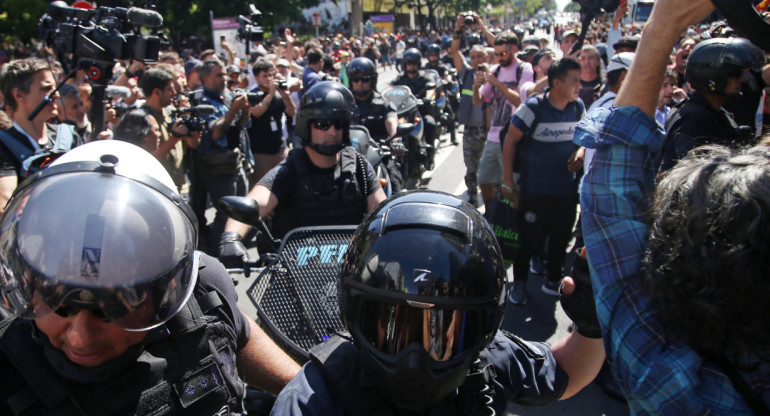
<box><xmin>312</xmin><ymin>119</ymin><xmax>346</xmax><ymax>130</ymax></box>
<box><xmin>350</xmin><ymin>76</ymin><xmax>372</xmax><ymax>83</ymax></box>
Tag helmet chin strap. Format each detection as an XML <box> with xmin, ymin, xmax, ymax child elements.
<box><xmin>309</xmin><ymin>142</ymin><xmax>344</xmax><ymax>156</ymax></box>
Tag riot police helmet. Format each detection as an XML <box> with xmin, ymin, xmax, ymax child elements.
<box><xmin>347</xmin><ymin>57</ymin><xmax>378</xmax><ymax>97</ymax></box>
<box><xmin>296</xmin><ymin>81</ymin><xmax>356</xmax><ymax>155</ymax></box>
<box><xmin>685</xmin><ymin>37</ymin><xmax>764</xmax><ymax>95</ymax></box>
<box><xmin>427</xmin><ymin>43</ymin><xmax>441</xmax><ymax>58</ymax></box>
<box><xmin>0</xmin><ymin>140</ymin><xmax>199</xmax><ymax>331</ymax></box>
<box><xmin>403</xmin><ymin>48</ymin><xmax>422</xmax><ymax>66</ymax></box>
<box><xmin>339</xmin><ymin>190</ymin><xmax>507</xmax><ymax>410</ymax></box>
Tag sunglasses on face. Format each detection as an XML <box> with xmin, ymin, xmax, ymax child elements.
<box><xmin>312</xmin><ymin>119</ymin><xmax>346</xmax><ymax>130</ymax></box>
<box><xmin>350</xmin><ymin>76</ymin><xmax>372</xmax><ymax>83</ymax></box>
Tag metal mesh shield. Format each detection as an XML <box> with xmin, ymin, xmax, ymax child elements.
<box><xmin>247</xmin><ymin>226</ymin><xmax>357</xmax><ymax>361</ymax></box>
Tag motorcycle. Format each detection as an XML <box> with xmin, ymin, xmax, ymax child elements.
<box><xmin>424</xmin><ymin>69</ymin><xmax>457</xmax><ymax>146</ymax></box>
<box><xmin>349</xmin><ymin>125</ymin><xmax>393</xmax><ymax>197</ymax></box>
<box><xmin>382</xmin><ymin>86</ymin><xmax>428</xmax><ymax>189</ymax></box>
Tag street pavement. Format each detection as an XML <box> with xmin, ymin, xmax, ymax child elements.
<box><xmin>229</xmin><ymin>61</ymin><xmax>629</xmax><ymax>415</ymax></box>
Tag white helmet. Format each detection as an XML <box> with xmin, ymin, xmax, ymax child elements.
<box><xmin>0</xmin><ymin>141</ymin><xmax>199</xmax><ymax>331</ymax></box>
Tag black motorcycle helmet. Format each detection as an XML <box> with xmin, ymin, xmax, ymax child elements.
<box><xmin>427</xmin><ymin>43</ymin><xmax>441</xmax><ymax>60</ymax></box>
<box><xmin>404</xmin><ymin>48</ymin><xmax>422</xmax><ymax>67</ymax></box>
<box><xmin>347</xmin><ymin>57</ymin><xmax>378</xmax><ymax>97</ymax></box>
<box><xmin>339</xmin><ymin>190</ymin><xmax>507</xmax><ymax>411</ymax></box>
<box><xmin>296</xmin><ymin>81</ymin><xmax>356</xmax><ymax>155</ymax></box>
<box><xmin>685</xmin><ymin>37</ymin><xmax>765</xmax><ymax>95</ymax></box>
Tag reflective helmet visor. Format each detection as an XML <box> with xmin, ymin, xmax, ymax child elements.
<box><xmin>0</xmin><ymin>172</ymin><xmax>198</xmax><ymax>331</ymax></box>
<box><xmin>352</xmin><ymin>295</ymin><xmax>489</xmax><ymax>363</ymax></box>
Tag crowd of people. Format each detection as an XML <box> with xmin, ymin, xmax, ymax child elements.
<box><xmin>1</xmin><ymin>0</ymin><xmax>770</xmax><ymax>413</ymax></box>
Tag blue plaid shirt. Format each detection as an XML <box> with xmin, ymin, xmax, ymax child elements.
<box><xmin>574</xmin><ymin>106</ymin><xmax>770</xmax><ymax>415</ymax></box>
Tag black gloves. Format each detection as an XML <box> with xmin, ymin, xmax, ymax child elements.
<box><xmin>218</xmin><ymin>231</ymin><xmax>249</xmax><ymax>269</ymax></box>
<box><xmin>559</xmin><ymin>249</ymin><xmax>602</xmax><ymax>339</ymax></box>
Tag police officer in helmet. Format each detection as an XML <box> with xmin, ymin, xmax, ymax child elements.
<box><xmin>219</xmin><ymin>81</ymin><xmax>387</xmax><ymax>267</ymax></box>
<box><xmin>658</xmin><ymin>37</ymin><xmax>765</xmax><ymax>173</ymax></box>
<box><xmin>425</xmin><ymin>43</ymin><xmax>450</xmax><ymax>78</ymax></box>
<box><xmin>0</xmin><ymin>140</ymin><xmax>300</xmax><ymax>415</ymax></box>
<box><xmin>272</xmin><ymin>190</ymin><xmax>606</xmax><ymax>415</ymax></box>
<box><xmin>348</xmin><ymin>57</ymin><xmax>404</xmax><ymax>193</ymax></box>
<box><xmin>391</xmin><ymin>48</ymin><xmax>439</xmax><ymax>164</ymax></box>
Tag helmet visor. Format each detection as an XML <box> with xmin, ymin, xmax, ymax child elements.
<box><xmin>355</xmin><ymin>296</ymin><xmax>487</xmax><ymax>362</ymax></box>
<box><xmin>0</xmin><ymin>172</ymin><xmax>198</xmax><ymax>331</ymax></box>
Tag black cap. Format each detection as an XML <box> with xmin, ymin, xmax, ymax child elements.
<box><xmin>613</xmin><ymin>36</ymin><xmax>639</xmax><ymax>51</ymax></box>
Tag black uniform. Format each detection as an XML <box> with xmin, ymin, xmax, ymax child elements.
<box><xmin>257</xmin><ymin>146</ymin><xmax>381</xmax><ymax>239</ymax></box>
<box><xmin>390</xmin><ymin>72</ymin><xmax>438</xmax><ymax>151</ymax></box>
<box><xmin>271</xmin><ymin>331</ymin><xmax>568</xmax><ymax>415</ymax></box>
<box><xmin>352</xmin><ymin>91</ymin><xmax>402</xmax><ymax>192</ymax></box>
<box><xmin>0</xmin><ymin>253</ymin><xmax>249</xmax><ymax>416</ymax></box>
<box><xmin>658</xmin><ymin>92</ymin><xmax>755</xmax><ymax>173</ymax></box>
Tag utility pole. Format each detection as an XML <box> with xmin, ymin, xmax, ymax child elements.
<box><xmin>351</xmin><ymin>0</ymin><xmax>364</xmax><ymax>36</ymax></box>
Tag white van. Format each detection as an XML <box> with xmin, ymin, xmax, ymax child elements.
<box><xmin>622</xmin><ymin>0</ymin><xmax>655</xmax><ymax>25</ymax></box>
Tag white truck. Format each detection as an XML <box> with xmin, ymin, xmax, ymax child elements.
<box><xmin>623</xmin><ymin>0</ymin><xmax>655</xmax><ymax>25</ymax></box>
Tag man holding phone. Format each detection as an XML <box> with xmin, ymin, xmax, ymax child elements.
<box><xmin>451</xmin><ymin>13</ymin><xmax>489</xmax><ymax>207</ymax></box>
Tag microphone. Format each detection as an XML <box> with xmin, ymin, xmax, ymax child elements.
<box><xmin>104</xmin><ymin>85</ymin><xmax>132</xmax><ymax>99</ymax></box>
<box><xmin>126</xmin><ymin>8</ymin><xmax>163</xmax><ymax>28</ymax></box>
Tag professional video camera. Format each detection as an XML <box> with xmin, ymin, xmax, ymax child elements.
<box><xmin>237</xmin><ymin>4</ymin><xmax>264</xmax><ymax>44</ymax></box>
<box><xmin>39</xmin><ymin>1</ymin><xmax>162</xmax><ymax>85</ymax></box>
<box><xmin>170</xmin><ymin>105</ymin><xmax>216</xmax><ymax>133</ymax></box>
<box><xmin>37</xmin><ymin>1</ymin><xmax>163</xmax><ymax>141</ymax></box>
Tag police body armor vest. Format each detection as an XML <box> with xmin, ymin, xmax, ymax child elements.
<box><xmin>0</xmin><ymin>257</ymin><xmax>246</xmax><ymax>416</ymax></box>
<box><xmin>309</xmin><ymin>333</ymin><xmax>497</xmax><ymax>416</ymax></box>
<box><xmin>272</xmin><ymin>146</ymin><xmax>367</xmax><ymax>239</ymax></box>
<box><xmin>354</xmin><ymin>92</ymin><xmax>392</xmax><ymax>141</ymax></box>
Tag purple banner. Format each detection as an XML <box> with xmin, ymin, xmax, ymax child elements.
<box><xmin>370</xmin><ymin>14</ymin><xmax>394</xmax><ymax>23</ymax></box>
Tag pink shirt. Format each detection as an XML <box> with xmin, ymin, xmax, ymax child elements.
<box><xmin>480</xmin><ymin>61</ymin><xmax>534</xmax><ymax>143</ymax></box>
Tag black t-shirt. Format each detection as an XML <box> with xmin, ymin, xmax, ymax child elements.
<box><xmin>247</xmin><ymin>90</ymin><xmax>288</xmax><ymax>155</ymax></box>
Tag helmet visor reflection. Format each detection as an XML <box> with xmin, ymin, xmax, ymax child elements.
<box><xmin>16</xmin><ymin>254</ymin><xmax>197</xmax><ymax>331</ymax></box>
<box><xmin>356</xmin><ymin>297</ymin><xmax>485</xmax><ymax>362</ymax></box>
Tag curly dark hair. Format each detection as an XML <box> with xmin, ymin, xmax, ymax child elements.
<box><xmin>644</xmin><ymin>144</ymin><xmax>770</xmax><ymax>364</ymax></box>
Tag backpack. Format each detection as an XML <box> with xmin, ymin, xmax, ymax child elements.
<box><xmin>0</xmin><ymin>123</ymin><xmax>76</xmax><ymax>178</ymax></box>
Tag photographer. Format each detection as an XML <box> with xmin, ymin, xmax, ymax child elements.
<box><xmin>0</xmin><ymin>58</ymin><xmax>84</xmax><ymax>214</ymax></box>
<box><xmin>247</xmin><ymin>58</ymin><xmax>295</xmax><ymax>183</ymax></box>
<box><xmin>190</xmin><ymin>59</ymin><xmax>251</xmax><ymax>252</ymax></box>
<box><xmin>139</xmin><ymin>68</ymin><xmax>201</xmax><ymax>194</ymax></box>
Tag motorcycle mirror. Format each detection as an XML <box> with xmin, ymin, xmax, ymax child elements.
<box><xmin>396</xmin><ymin>123</ymin><xmax>415</xmax><ymax>137</ymax></box>
<box><xmin>219</xmin><ymin>196</ymin><xmax>262</xmax><ymax>227</ymax></box>
<box><xmin>425</xmin><ymin>82</ymin><xmax>437</xmax><ymax>90</ymax></box>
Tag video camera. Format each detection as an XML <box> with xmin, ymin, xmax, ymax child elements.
<box><xmin>37</xmin><ymin>1</ymin><xmax>163</xmax><ymax>141</ymax></box>
<box><xmin>237</xmin><ymin>4</ymin><xmax>264</xmax><ymax>44</ymax></box>
<box><xmin>170</xmin><ymin>105</ymin><xmax>216</xmax><ymax>133</ymax></box>
<box><xmin>39</xmin><ymin>1</ymin><xmax>163</xmax><ymax>85</ymax></box>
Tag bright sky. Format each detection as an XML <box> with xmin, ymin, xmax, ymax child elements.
<box><xmin>555</xmin><ymin>0</ymin><xmax>572</xmax><ymax>11</ymax></box>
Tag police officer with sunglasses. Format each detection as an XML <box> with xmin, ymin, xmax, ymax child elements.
<box><xmin>219</xmin><ymin>82</ymin><xmax>387</xmax><ymax>268</ymax></box>
<box><xmin>0</xmin><ymin>140</ymin><xmax>301</xmax><ymax>416</ymax></box>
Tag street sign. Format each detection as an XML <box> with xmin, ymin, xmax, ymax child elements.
<box><xmin>312</xmin><ymin>13</ymin><xmax>321</xmax><ymax>27</ymax></box>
